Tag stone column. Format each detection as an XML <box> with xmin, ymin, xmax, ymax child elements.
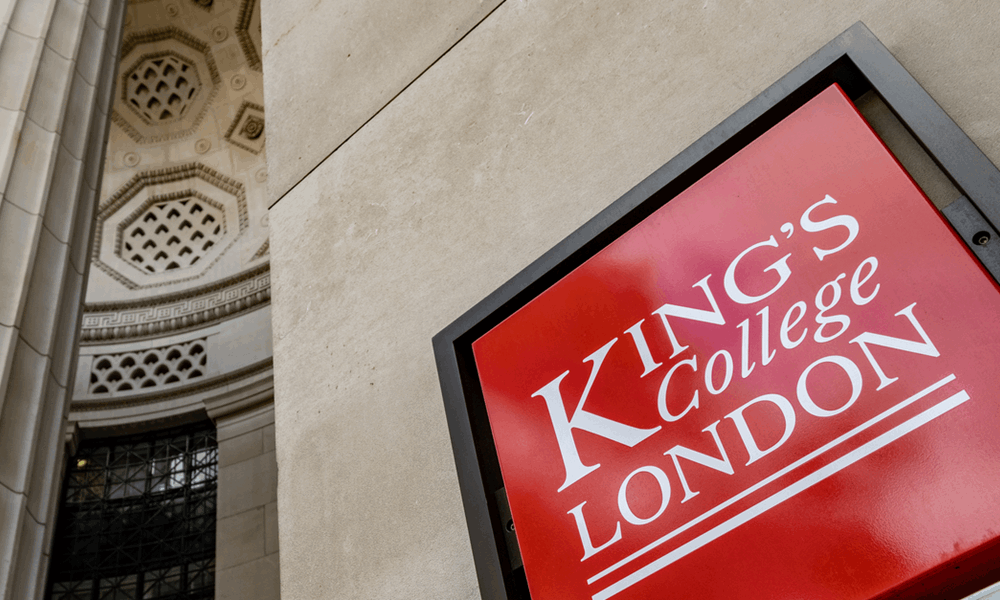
<box><xmin>214</xmin><ymin>403</ymin><xmax>282</xmax><ymax>600</ymax></box>
<box><xmin>0</xmin><ymin>0</ymin><xmax>124</xmax><ymax>597</ymax></box>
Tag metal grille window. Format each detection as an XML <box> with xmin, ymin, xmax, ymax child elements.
<box><xmin>47</xmin><ymin>424</ymin><xmax>218</xmax><ymax>600</ymax></box>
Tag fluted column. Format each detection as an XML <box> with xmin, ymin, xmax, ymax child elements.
<box><xmin>0</xmin><ymin>0</ymin><xmax>124</xmax><ymax>597</ymax></box>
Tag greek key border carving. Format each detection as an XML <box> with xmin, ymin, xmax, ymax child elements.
<box><xmin>81</xmin><ymin>263</ymin><xmax>270</xmax><ymax>344</ymax></box>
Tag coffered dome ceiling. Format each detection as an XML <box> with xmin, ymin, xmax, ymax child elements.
<box><xmin>88</xmin><ymin>0</ymin><xmax>268</xmax><ymax>306</ymax></box>
<box><xmin>74</xmin><ymin>0</ymin><xmax>272</xmax><ymax>417</ymax></box>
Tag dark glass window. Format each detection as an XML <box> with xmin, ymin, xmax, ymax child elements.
<box><xmin>47</xmin><ymin>423</ymin><xmax>217</xmax><ymax>600</ymax></box>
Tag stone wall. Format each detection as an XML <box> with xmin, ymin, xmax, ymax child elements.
<box><xmin>262</xmin><ymin>1</ymin><xmax>1000</xmax><ymax>599</ymax></box>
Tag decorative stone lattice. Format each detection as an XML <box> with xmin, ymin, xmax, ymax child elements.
<box><xmin>121</xmin><ymin>194</ymin><xmax>225</xmax><ymax>274</ymax></box>
<box><xmin>92</xmin><ymin>164</ymin><xmax>248</xmax><ymax>290</ymax></box>
<box><xmin>89</xmin><ymin>339</ymin><xmax>208</xmax><ymax>395</ymax></box>
<box><xmin>125</xmin><ymin>53</ymin><xmax>201</xmax><ymax>123</ymax></box>
<box><xmin>113</xmin><ymin>28</ymin><xmax>220</xmax><ymax>144</ymax></box>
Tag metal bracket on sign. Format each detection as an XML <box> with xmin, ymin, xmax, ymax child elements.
<box><xmin>494</xmin><ymin>488</ymin><xmax>523</xmax><ymax>571</ymax></box>
<box><xmin>942</xmin><ymin>196</ymin><xmax>1000</xmax><ymax>284</ymax></box>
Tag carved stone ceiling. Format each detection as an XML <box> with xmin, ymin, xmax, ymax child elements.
<box><xmin>90</xmin><ymin>0</ymin><xmax>268</xmax><ymax>305</ymax></box>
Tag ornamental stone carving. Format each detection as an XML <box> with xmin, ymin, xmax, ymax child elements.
<box><xmin>88</xmin><ymin>338</ymin><xmax>208</xmax><ymax>395</ymax></box>
<box><xmin>235</xmin><ymin>0</ymin><xmax>262</xmax><ymax>71</ymax></box>
<box><xmin>81</xmin><ymin>264</ymin><xmax>270</xmax><ymax>343</ymax></box>
<box><xmin>92</xmin><ymin>163</ymin><xmax>248</xmax><ymax>290</ymax></box>
<box><xmin>112</xmin><ymin>28</ymin><xmax>220</xmax><ymax>144</ymax></box>
<box><xmin>120</xmin><ymin>193</ymin><xmax>226</xmax><ymax>274</ymax></box>
<box><xmin>225</xmin><ymin>102</ymin><xmax>265</xmax><ymax>154</ymax></box>
<box><xmin>124</xmin><ymin>52</ymin><xmax>201</xmax><ymax>123</ymax></box>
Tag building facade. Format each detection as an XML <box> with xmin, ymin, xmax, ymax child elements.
<box><xmin>260</xmin><ymin>1</ymin><xmax>1000</xmax><ymax>599</ymax></box>
<box><xmin>2</xmin><ymin>0</ymin><xmax>1000</xmax><ymax>599</ymax></box>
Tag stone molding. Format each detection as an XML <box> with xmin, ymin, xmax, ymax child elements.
<box><xmin>251</xmin><ymin>239</ymin><xmax>269</xmax><ymax>260</ymax></box>
<box><xmin>235</xmin><ymin>0</ymin><xmax>261</xmax><ymax>72</ymax></box>
<box><xmin>81</xmin><ymin>263</ymin><xmax>270</xmax><ymax>344</ymax></box>
<box><xmin>100</xmin><ymin>162</ymin><xmax>245</xmax><ymax>215</ymax></box>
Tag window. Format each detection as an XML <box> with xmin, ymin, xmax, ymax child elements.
<box><xmin>47</xmin><ymin>424</ymin><xmax>218</xmax><ymax>600</ymax></box>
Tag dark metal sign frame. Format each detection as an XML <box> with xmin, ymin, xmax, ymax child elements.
<box><xmin>432</xmin><ymin>22</ymin><xmax>1000</xmax><ymax>600</ymax></box>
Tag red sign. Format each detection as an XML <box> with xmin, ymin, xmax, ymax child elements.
<box><xmin>472</xmin><ymin>85</ymin><xmax>1000</xmax><ymax>600</ymax></box>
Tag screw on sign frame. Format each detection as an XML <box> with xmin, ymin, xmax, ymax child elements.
<box><xmin>434</xmin><ymin>22</ymin><xmax>1000</xmax><ymax>600</ymax></box>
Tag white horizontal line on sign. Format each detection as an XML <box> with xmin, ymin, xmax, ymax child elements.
<box><xmin>588</xmin><ymin>374</ymin><xmax>956</xmax><ymax>585</ymax></box>
<box><xmin>591</xmin><ymin>377</ymin><xmax>967</xmax><ymax>600</ymax></box>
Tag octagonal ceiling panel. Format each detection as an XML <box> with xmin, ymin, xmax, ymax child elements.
<box><xmin>124</xmin><ymin>52</ymin><xmax>202</xmax><ymax>123</ymax></box>
<box><xmin>111</xmin><ymin>27</ymin><xmax>220</xmax><ymax>144</ymax></box>
<box><xmin>92</xmin><ymin>163</ymin><xmax>248</xmax><ymax>290</ymax></box>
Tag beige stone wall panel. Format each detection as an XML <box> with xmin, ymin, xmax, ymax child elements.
<box><xmin>217</xmin><ymin>554</ymin><xmax>281</xmax><ymax>600</ymax></box>
<box><xmin>7</xmin><ymin>0</ymin><xmax>57</xmax><ymax>39</ymax></box>
<box><xmin>87</xmin><ymin>0</ymin><xmax>115</xmax><ymax>32</ymax></box>
<box><xmin>46</xmin><ymin>0</ymin><xmax>88</xmax><ymax>61</ymax></box>
<box><xmin>5</xmin><ymin>117</ymin><xmax>59</xmax><ymax>215</ymax></box>
<box><xmin>217</xmin><ymin>504</ymin><xmax>267</xmax><ymax>569</ymax></box>
<box><xmin>75</xmin><ymin>6</ymin><xmax>108</xmax><ymax>86</ymax></box>
<box><xmin>69</xmin><ymin>182</ymin><xmax>98</xmax><ymax>273</ymax></box>
<box><xmin>24</xmin><ymin>374</ymin><xmax>67</xmax><ymax>525</ymax></box>
<box><xmin>218</xmin><ymin>426</ymin><xmax>263</xmax><ymax>467</ymax></box>
<box><xmin>44</xmin><ymin>146</ymin><xmax>85</xmax><ymax>245</ymax></box>
<box><xmin>0</xmin><ymin>325</ymin><xmax>15</xmax><ymax>401</ymax></box>
<box><xmin>19</xmin><ymin>227</ymin><xmax>70</xmax><ymax>357</ymax></box>
<box><xmin>266</xmin><ymin>1</ymin><xmax>1000</xmax><ymax>599</ymax></box>
<box><xmin>0</xmin><ymin>29</ymin><xmax>44</xmax><ymax>112</ymax></box>
<box><xmin>9</xmin><ymin>513</ymin><xmax>44</xmax><ymax>600</ymax></box>
<box><xmin>25</xmin><ymin>45</ymin><xmax>75</xmax><ymax>133</ymax></box>
<box><xmin>0</xmin><ymin>339</ymin><xmax>47</xmax><ymax>492</ymax></box>
<box><xmin>0</xmin><ymin>107</ymin><xmax>23</xmax><ymax>187</ymax></box>
<box><xmin>0</xmin><ymin>0</ymin><xmax>16</xmax><ymax>32</ymax></box>
<box><xmin>218</xmin><ymin>448</ymin><xmax>277</xmax><ymax>517</ymax></box>
<box><xmin>0</xmin><ymin>484</ymin><xmax>26</xmax><ymax>597</ymax></box>
<box><xmin>61</xmin><ymin>71</ymin><xmax>97</xmax><ymax>160</ymax></box>
<box><xmin>0</xmin><ymin>203</ymin><xmax>42</xmax><ymax>331</ymax></box>
<box><xmin>261</xmin><ymin>0</ymin><xmax>505</xmax><ymax>203</ymax></box>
